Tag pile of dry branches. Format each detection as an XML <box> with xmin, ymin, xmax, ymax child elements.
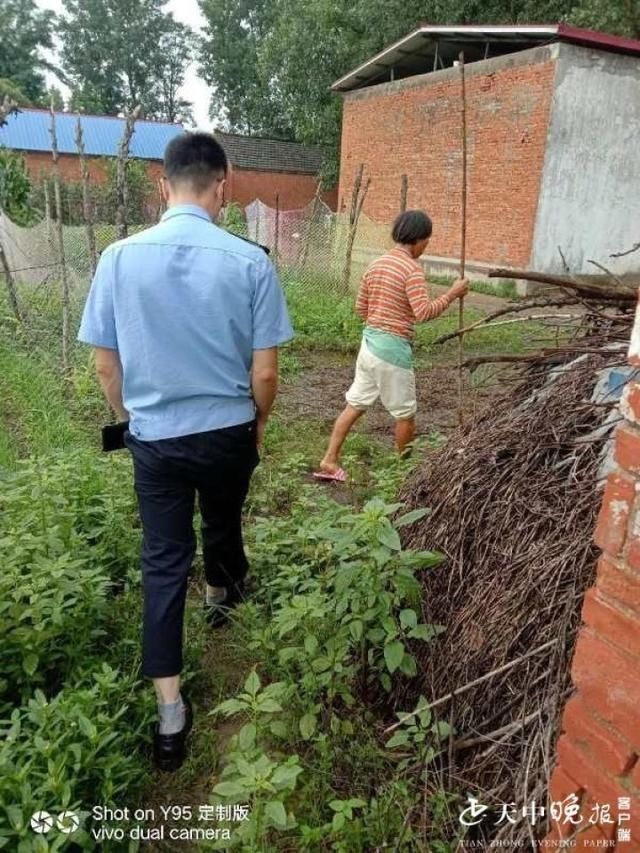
<box><xmin>396</xmin><ymin>306</ymin><xmax>634</xmax><ymax>845</ymax></box>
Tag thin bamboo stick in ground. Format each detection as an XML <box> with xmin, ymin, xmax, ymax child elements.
<box><xmin>456</xmin><ymin>51</ymin><xmax>468</xmax><ymax>427</ymax></box>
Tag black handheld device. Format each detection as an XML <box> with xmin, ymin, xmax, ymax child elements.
<box><xmin>101</xmin><ymin>421</ymin><xmax>129</xmax><ymax>452</ymax></box>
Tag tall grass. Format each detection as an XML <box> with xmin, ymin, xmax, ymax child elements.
<box><xmin>282</xmin><ymin>278</ymin><xmax>546</xmax><ymax>358</ymax></box>
<box><xmin>0</xmin><ymin>340</ymin><xmax>93</xmax><ymax>459</ymax></box>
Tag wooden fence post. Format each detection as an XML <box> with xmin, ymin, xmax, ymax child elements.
<box><xmin>301</xmin><ymin>180</ymin><xmax>322</xmax><ymax>269</ymax></box>
<box><xmin>48</xmin><ymin>101</ymin><xmax>72</xmax><ymax>376</ymax></box>
<box><xmin>274</xmin><ymin>193</ymin><xmax>280</xmax><ymax>269</ymax></box>
<box><xmin>399</xmin><ymin>174</ymin><xmax>408</xmax><ymax>213</ymax></box>
<box><xmin>75</xmin><ymin>116</ymin><xmax>98</xmax><ymax>274</ymax></box>
<box><xmin>0</xmin><ymin>241</ymin><xmax>22</xmax><ymax>324</ymax></box>
<box><xmin>115</xmin><ymin>104</ymin><xmax>142</xmax><ymax>241</ymax></box>
<box><xmin>342</xmin><ymin>163</ymin><xmax>370</xmax><ymax>292</ymax></box>
<box><xmin>43</xmin><ymin>178</ymin><xmax>54</xmax><ymax>250</ymax></box>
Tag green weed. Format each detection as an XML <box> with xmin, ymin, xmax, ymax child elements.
<box><xmin>0</xmin><ymin>669</ymin><xmax>155</xmax><ymax>852</ymax></box>
<box><xmin>204</xmin><ymin>493</ymin><xmax>457</xmax><ymax>850</ymax></box>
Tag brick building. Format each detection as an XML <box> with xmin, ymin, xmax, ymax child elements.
<box><xmin>542</xmin><ymin>298</ymin><xmax>640</xmax><ymax>847</ymax></box>
<box><xmin>216</xmin><ymin>132</ymin><xmax>337</xmax><ymax>210</ymax></box>
<box><xmin>0</xmin><ymin>109</ymin><xmax>334</xmax><ymax>213</ymax></box>
<box><xmin>333</xmin><ymin>25</ymin><xmax>640</xmax><ymax>281</ymax></box>
<box><xmin>0</xmin><ymin>108</ymin><xmax>182</xmax><ymax>190</ymax></box>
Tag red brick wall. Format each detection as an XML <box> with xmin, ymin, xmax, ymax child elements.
<box><xmin>227</xmin><ymin>167</ymin><xmax>337</xmax><ymax>210</ymax></box>
<box><xmin>544</xmin><ymin>295</ymin><xmax>640</xmax><ymax>848</ymax></box>
<box><xmin>338</xmin><ymin>48</ymin><xmax>557</xmax><ymax>268</ymax></box>
<box><xmin>21</xmin><ymin>152</ymin><xmax>337</xmax><ymax>212</ymax></box>
<box><xmin>22</xmin><ymin>150</ymin><xmax>164</xmax><ymax>187</ymax></box>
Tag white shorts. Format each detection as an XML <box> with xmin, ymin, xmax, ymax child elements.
<box><xmin>345</xmin><ymin>342</ymin><xmax>417</xmax><ymax>420</ymax></box>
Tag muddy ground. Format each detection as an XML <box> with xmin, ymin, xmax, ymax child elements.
<box><xmin>278</xmin><ymin>353</ymin><xmax>495</xmax><ymax>440</ymax></box>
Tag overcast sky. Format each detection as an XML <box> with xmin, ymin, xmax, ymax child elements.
<box><xmin>36</xmin><ymin>0</ymin><xmax>213</xmax><ymax>128</ymax></box>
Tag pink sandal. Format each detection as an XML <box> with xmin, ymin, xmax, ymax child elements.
<box><xmin>312</xmin><ymin>467</ymin><xmax>347</xmax><ymax>483</ymax></box>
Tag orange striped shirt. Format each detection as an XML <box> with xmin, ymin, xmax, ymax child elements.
<box><xmin>355</xmin><ymin>247</ymin><xmax>451</xmax><ymax>340</ymax></box>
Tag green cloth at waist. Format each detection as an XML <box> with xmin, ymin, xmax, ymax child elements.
<box><xmin>363</xmin><ymin>326</ymin><xmax>413</xmax><ymax>369</ymax></box>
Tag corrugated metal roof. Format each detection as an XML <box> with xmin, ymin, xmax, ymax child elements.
<box><xmin>332</xmin><ymin>24</ymin><xmax>640</xmax><ymax>92</ymax></box>
<box><xmin>215</xmin><ymin>131</ymin><xmax>323</xmax><ymax>174</ymax></box>
<box><xmin>0</xmin><ymin>108</ymin><xmax>184</xmax><ymax>160</ymax></box>
<box><xmin>556</xmin><ymin>22</ymin><xmax>640</xmax><ymax>55</ymax></box>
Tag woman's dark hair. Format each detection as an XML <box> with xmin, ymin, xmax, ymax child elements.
<box><xmin>163</xmin><ymin>132</ymin><xmax>228</xmax><ymax>192</ymax></box>
<box><xmin>391</xmin><ymin>209</ymin><xmax>433</xmax><ymax>245</ymax></box>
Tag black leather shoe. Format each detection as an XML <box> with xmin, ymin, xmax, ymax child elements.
<box><xmin>204</xmin><ymin>582</ymin><xmax>245</xmax><ymax>628</ymax></box>
<box><xmin>153</xmin><ymin>696</ymin><xmax>193</xmax><ymax>772</ymax></box>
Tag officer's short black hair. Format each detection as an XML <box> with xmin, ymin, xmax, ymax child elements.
<box><xmin>163</xmin><ymin>132</ymin><xmax>228</xmax><ymax>192</ymax></box>
<box><xmin>391</xmin><ymin>209</ymin><xmax>433</xmax><ymax>245</ymax></box>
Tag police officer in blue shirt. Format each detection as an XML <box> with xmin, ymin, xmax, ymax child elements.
<box><xmin>78</xmin><ymin>132</ymin><xmax>293</xmax><ymax>771</ymax></box>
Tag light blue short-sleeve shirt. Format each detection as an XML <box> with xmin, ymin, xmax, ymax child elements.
<box><xmin>78</xmin><ymin>204</ymin><xmax>294</xmax><ymax>441</ymax></box>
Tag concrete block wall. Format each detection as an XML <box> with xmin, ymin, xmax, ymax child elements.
<box><xmin>544</xmin><ymin>296</ymin><xmax>640</xmax><ymax>847</ymax></box>
<box><xmin>530</xmin><ymin>44</ymin><xmax>640</xmax><ymax>277</ymax></box>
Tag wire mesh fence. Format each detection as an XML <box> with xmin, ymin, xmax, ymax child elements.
<box><xmin>1</xmin><ymin>212</ymin><xmax>95</xmax><ymax>355</ymax></box>
<box><xmin>244</xmin><ymin>198</ymin><xmax>392</xmax><ymax>292</ymax></box>
<box><xmin>0</xmin><ymin>196</ymin><xmax>395</xmax><ymax>370</ymax></box>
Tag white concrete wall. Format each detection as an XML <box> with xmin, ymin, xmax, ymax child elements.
<box><xmin>531</xmin><ymin>43</ymin><xmax>640</xmax><ymax>276</ymax></box>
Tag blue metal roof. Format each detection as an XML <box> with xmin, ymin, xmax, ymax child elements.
<box><xmin>0</xmin><ymin>109</ymin><xmax>184</xmax><ymax>160</ymax></box>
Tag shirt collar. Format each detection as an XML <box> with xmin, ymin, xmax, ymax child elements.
<box><xmin>161</xmin><ymin>204</ymin><xmax>213</xmax><ymax>223</ymax></box>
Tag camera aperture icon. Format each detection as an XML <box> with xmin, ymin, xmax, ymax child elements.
<box><xmin>30</xmin><ymin>810</ymin><xmax>80</xmax><ymax>835</ymax></box>
<box><xmin>30</xmin><ymin>811</ymin><xmax>55</xmax><ymax>834</ymax></box>
<box><xmin>56</xmin><ymin>810</ymin><xmax>80</xmax><ymax>834</ymax></box>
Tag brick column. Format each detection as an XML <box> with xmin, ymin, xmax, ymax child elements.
<box><xmin>544</xmin><ymin>299</ymin><xmax>640</xmax><ymax>848</ymax></box>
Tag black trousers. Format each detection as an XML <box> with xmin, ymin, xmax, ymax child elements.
<box><xmin>125</xmin><ymin>421</ymin><xmax>259</xmax><ymax>678</ymax></box>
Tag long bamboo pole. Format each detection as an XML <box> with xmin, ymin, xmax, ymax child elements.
<box><xmin>49</xmin><ymin>100</ymin><xmax>71</xmax><ymax>376</ymax></box>
<box><xmin>75</xmin><ymin>116</ymin><xmax>98</xmax><ymax>274</ymax></box>
<box><xmin>457</xmin><ymin>52</ymin><xmax>468</xmax><ymax>427</ymax></box>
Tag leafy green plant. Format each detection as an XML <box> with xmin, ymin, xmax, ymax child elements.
<box><xmin>212</xmin><ymin>670</ymin><xmax>293</xmax><ymax>751</ymax></box>
<box><xmin>0</xmin><ymin>451</ymin><xmax>141</xmax><ymax>709</ymax></box>
<box><xmin>221</xmin><ymin>201</ymin><xmax>249</xmax><ymax>237</ymax></box>
<box><xmin>386</xmin><ymin>695</ymin><xmax>452</xmax><ymax>770</ymax></box>
<box><xmin>207</xmin><ymin>490</ymin><xmax>451</xmax><ymax>848</ymax></box>
<box><xmin>0</xmin><ymin>548</ymin><xmax>109</xmax><ymax>707</ymax></box>
<box><xmin>0</xmin><ymin>148</ymin><xmax>37</xmax><ymax>226</ymax></box>
<box><xmin>210</xmin><ymin>670</ymin><xmax>302</xmax><ymax>848</ymax></box>
<box><xmin>0</xmin><ymin>667</ymin><xmax>154</xmax><ymax>852</ymax></box>
<box><xmin>247</xmin><ymin>497</ymin><xmax>443</xmax><ymax>708</ymax></box>
<box><xmin>327</xmin><ymin>797</ymin><xmax>367</xmax><ymax>832</ymax></box>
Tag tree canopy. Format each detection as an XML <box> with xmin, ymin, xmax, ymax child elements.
<box><xmin>0</xmin><ymin>0</ymin><xmax>54</xmax><ymax>103</ymax></box>
<box><xmin>0</xmin><ymin>79</ymin><xmax>32</xmax><ymax>108</ymax></box>
<box><xmin>198</xmin><ymin>0</ymin><xmax>639</xmax><ymax>182</ymax></box>
<box><xmin>58</xmin><ymin>0</ymin><xmax>195</xmax><ymax>122</ymax></box>
<box><xmin>1</xmin><ymin>0</ymin><xmax>637</xmax><ymax>174</ymax></box>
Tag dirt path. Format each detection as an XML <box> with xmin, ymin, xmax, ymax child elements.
<box><xmin>142</xmin><ymin>591</ymin><xmax>250</xmax><ymax>852</ymax></box>
<box><xmin>138</xmin><ymin>310</ymin><xmax>506</xmax><ymax>845</ymax></box>
<box><xmin>278</xmin><ymin>354</ymin><xmax>494</xmax><ymax>439</ymax></box>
